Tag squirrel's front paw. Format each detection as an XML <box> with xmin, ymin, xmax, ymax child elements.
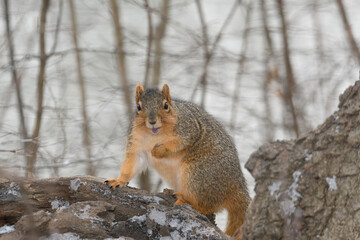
<box><xmin>104</xmin><ymin>178</ymin><xmax>128</xmax><ymax>189</ymax></box>
<box><xmin>151</xmin><ymin>144</ymin><xmax>168</xmax><ymax>158</ymax></box>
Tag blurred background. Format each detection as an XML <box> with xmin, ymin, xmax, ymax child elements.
<box><xmin>0</xmin><ymin>0</ymin><xmax>359</xmax><ymax>229</ymax></box>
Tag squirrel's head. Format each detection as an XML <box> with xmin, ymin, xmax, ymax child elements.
<box><xmin>134</xmin><ymin>83</ymin><xmax>176</xmax><ymax>135</ymax></box>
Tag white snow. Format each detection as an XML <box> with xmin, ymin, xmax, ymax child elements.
<box><xmin>141</xmin><ymin>196</ymin><xmax>164</xmax><ymax>204</ymax></box>
<box><xmin>104</xmin><ymin>238</ymin><xmax>126</xmax><ymax>240</ymax></box>
<box><xmin>5</xmin><ymin>182</ymin><xmax>22</xmax><ymax>199</ymax></box>
<box><xmin>159</xmin><ymin>237</ymin><xmax>172</xmax><ymax>240</ymax></box>
<box><xmin>168</xmin><ymin>216</ymin><xmax>215</xmax><ymax>238</ymax></box>
<box><xmin>335</xmin><ymin>125</ymin><xmax>340</xmax><ymax>134</ymax></box>
<box><xmin>268</xmin><ymin>181</ymin><xmax>282</xmax><ymax>197</ymax></box>
<box><xmin>0</xmin><ymin>225</ymin><xmax>15</xmax><ymax>234</ymax></box>
<box><xmin>326</xmin><ymin>176</ymin><xmax>337</xmax><ymax>191</ymax></box>
<box><xmin>69</xmin><ymin>178</ymin><xmax>86</xmax><ymax>191</ymax></box>
<box><xmin>50</xmin><ymin>198</ymin><xmax>69</xmax><ymax>211</ymax></box>
<box><xmin>182</xmin><ymin>220</ymin><xmax>201</xmax><ymax>233</ymax></box>
<box><xmin>46</xmin><ymin>232</ymin><xmax>82</xmax><ymax>240</ymax></box>
<box><xmin>170</xmin><ymin>230</ymin><xmax>182</xmax><ymax>239</ymax></box>
<box><xmin>304</xmin><ymin>149</ymin><xmax>312</xmax><ymax>161</ymax></box>
<box><xmin>196</xmin><ymin>226</ymin><xmax>216</xmax><ymax>236</ymax></box>
<box><xmin>279</xmin><ymin>171</ymin><xmax>302</xmax><ymax>216</ymax></box>
<box><xmin>148</xmin><ymin>208</ymin><xmax>167</xmax><ymax>226</ymax></box>
<box><xmin>73</xmin><ymin>204</ymin><xmax>101</xmax><ymax>224</ymax></box>
<box><xmin>129</xmin><ymin>214</ymin><xmax>146</xmax><ymax>223</ymax></box>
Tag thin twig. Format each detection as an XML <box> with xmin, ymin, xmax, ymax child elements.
<box><xmin>143</xmin><ymin>0</ymin><xmax>153</xmax><ymax>88</ymax></box>
<box><xmin>190</xmin><ymin>0</ymin><xmax>240</xmax><ymax>101</ymax></box>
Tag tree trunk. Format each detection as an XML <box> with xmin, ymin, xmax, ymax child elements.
<box><xmin>229</xmin><ymin>2</ymin><xmax>253</xmax><ymax>132</ymax></box>
<box><xmin>143</xmin><ymin>0</ymin><xmax>153</xmax><ymax>89</ymax></box>
<box><xmin>151</xmin><ymin>0</ymin><xmax>169</xmax><ymax>87</ymax></box>
<box><xmin>68</xmin><ymin>0</ymin><xmax>94</xmax><ymax>176</ymax></box>
<box><xmin>109</xmin><ymin>0</ymin><xmax>133</xmax><ymax>122</ymax></box>
<box><xmin>243</xmin><ymin>80</ymin><xmax>360</xmax><ymax>239</ymax></box>
<box><xmin>195</xmin><ymin>0</ymin><xmax>209</xmax><ymax>109</ymax></box>
<box><xmin>277</xmin><ymin>0</ymin><xmax>300</xmax><ymax>138</ymax></box>
<box><xmin>26</xmin><ymin>0</ymin><xmax>50</xmax><ymax>178</ymax></box>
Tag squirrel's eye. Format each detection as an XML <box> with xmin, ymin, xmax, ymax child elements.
<box><xmin>164</xmin><ymin>102</ymin><xmax>169</xmax><ymax>110</ymax></box>
<box><xmin>137</xmin><ymin>104</ymin><xmax>142</xmax><ymax>111</ymax></box>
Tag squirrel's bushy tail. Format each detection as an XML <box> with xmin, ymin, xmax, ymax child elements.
<box><xmin>225</xmin><ymin>191</ymin><xmax>250</xmax><ymax>237</ymax></box>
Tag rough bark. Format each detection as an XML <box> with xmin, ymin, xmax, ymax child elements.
<box><xmin>243</xmin><ymin>80</ymin><xmax>360</xmax><ymax>239</ymax></box>
<box><xmin>0</xmin><ymin>175</ymin><xmax>226</xmax><ymax>240</ymax></box>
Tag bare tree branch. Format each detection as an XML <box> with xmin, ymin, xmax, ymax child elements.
<box><xmin>3</xmin><ymin>0</ymin><xmax>28</xmax><ymax>139</ymax></box>
<box><xmin>190</xmin><ymin>0</ymin><xmax>240</xmax><ymax>102</ymax></box>
<box><xmin>335</xmin><ymin>0</ymin><xmax>360</xmax><ymax>66</ymax></box>
<box><xmin>50</xmin><ymin>0</ymin><xmax>63</xmax><ymax>54</ymax></box>
<box><xmin>143</xmin><ymin>0</ymin><xmax>153</xmax><ymax>89</ymax></box>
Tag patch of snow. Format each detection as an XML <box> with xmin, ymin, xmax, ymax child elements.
<box><xmin>168</xmin><ymin>216</ymin><xmax>215</xmax><ymax>238</ymax></box>
<box><xmin>169</xmin><ymin>218</ymin><xmax>181</xmax><ymax>229</ymax></box>
<box><xmin>73</xmin><ymin>204</ymin><xmax>101</xmax><ymax>223</ymax></box>
<box><xmin>46</xmin><ymin>232</ymin><xmax>82</xmax><ymax>240</ymax></box>
<box><xmin>170</xmin><ymin>230</ymin><xmax>182</xmax><ymax>239</ymax></box>
<box><xmin>268</xmin><ymin>181</ymin><xmax>282</xmax><ymax>198</ymax></box>
<box><xmin>326</xmin><ymin>176</ymin><xmax>337</xmax><ymax>191</ymax></box>
<box><xmin>129</xmin><ymin>214</ymin><xmax>146</xmax><ymax>223</ymax></box>
<box><xmin>0</xmin><ymin>225</ymin><xmax>15</xmax><ymax>234</ymax></box>
<box><xmin>141</xmin><ymin>196</ymin><xmax>164</xmax><ymax>204</ymax></box>
<box><xmin>159</xmin><ymin>237</ymin><xmax>172</xmax><ymax>240</ymax></box>
<box><xmin>182</xmin><ymin>220</ymin><xmax>201</xmax><ymax>233</ymax></box>
<box><xmin>196</xmin><ymin>226</ymin><xmax>216</xmax><ymax>236</ymax></box>
<box><xmin>149</xmin><ymin>208</ymin><xmax>167</xmax><ymax>226</ymax></box>
<box><xmin>279</xmin><ymin>171</ymin><xmax>302</xmax><ymax>216</ymax></box>
<box><xmin>2</xmin><ymin>182</ymin><xmax>22</xmax><ymax>201</ymax></box>
<box><xmin>304</xmin><ymin>149</ymin><xmax>312</xmax><ymax>161</ymax></box>
<box><xmin>50</xmin><ymin>197</ymin><xmax>69</xmax><ymax>211</ymax></box>
<box><xmin>335</xmin><ymin>125</ymin><xmax>340</xmax><ymax>134</ymax></box>
<box><xmin>69</xmin><ymin>178</ymin><xmax>86</xmax><ymax>191</ymax></box>
<box><xmin>104</xmin><ymin>238</ymin><xmax>126</xmax><ymax>240</ymax></box>
<box><xmin>333</xmin><ymin>114</ymin><xmax>339</xmax><ymax>121</ymax></box>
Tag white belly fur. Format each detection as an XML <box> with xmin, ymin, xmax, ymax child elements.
<box><xmin>138</xmin><ymin>151</ymin><xmax>182</xmax><ymax>191</ymax></box>
<box><xmin>135</xmin><ymin>133</ymin><xmax>183</xmax><ymax>191</ymax></box>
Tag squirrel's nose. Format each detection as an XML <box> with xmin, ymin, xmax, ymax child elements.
<box><xmin>149</xmin><ymin>120</ymin><xmax>156</xmax><ymax>125</ymax></box>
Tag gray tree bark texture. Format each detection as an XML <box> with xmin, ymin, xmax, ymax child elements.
<box><xmin>243</xmin><ymin>80</ymin><xmax>360</xmax><ymax>239</ymax></box>
<box><xmin>0</xmin><ymin>175</ymin><xmax>225</xmax><ymax>240</ymax></box>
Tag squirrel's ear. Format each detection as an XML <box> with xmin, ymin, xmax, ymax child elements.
<box><xmin>135</xmin><ymin>83</ymin><xmax>144</xmax><ymax>103</ymax></box>
<box><xmin>161</xmin><ymin>84</ymin><xmax>171</xmax><ymax>104</ymax></box>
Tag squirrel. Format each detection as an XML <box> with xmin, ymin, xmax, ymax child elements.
<box><xmin>105</xmin><ymin>83</ymin><xmax>250</xmax><ymax>236</ymax></box>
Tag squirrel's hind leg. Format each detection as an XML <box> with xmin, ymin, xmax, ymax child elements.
<box><xmin>174</xmin><ymin>192</ymin><xmax>191</xmax><ymax>205</ymax></box>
